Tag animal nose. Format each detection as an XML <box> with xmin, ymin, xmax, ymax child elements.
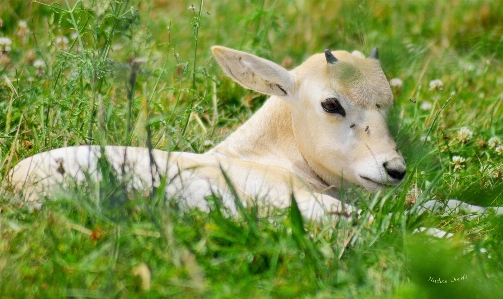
<box><xmin>383</xmin><ymin>159</ymin><xmax>406</xmax><ymax>181</ymax></box>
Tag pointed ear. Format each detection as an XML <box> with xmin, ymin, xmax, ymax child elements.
<box><xmin>212</xmin><ymin>46</ymin><xmax>295</xmax><ymax>97</ymax></box>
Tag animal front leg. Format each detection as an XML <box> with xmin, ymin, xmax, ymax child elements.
<box><xmin>417</xmin><ymin>199</ymin><xmax>503</xmax><ymax>218</ymax></box>
<box><xmin>412</xmin><ymin>199</ymin><xmax>503</xmax><ymax>239</ymax></box>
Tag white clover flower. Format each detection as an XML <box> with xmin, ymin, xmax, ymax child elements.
<box><xmin>0</xmin><ymin>37</ymin><xmax>12</xmax><ymax>45</ymax></box>
<box><xmin>420</xmin><ymin>101</ymin><xmax>432</xmax><ymax>110</ymax></box>
<box><xmin>389</xmin><ymin>78</ymin><xmax>403</xmax><ymax>88</ymax></box>
<box><xmin>18</xmin><ymin>20</ymin><xmax>28</xmax><ymax>29</ymax></box>
<box><xmin>16</xmin><ymin>21</ymin><xmax>30</xmax><ymax>40</ymax></box>
<box><xmin>488</xmin><ymin>137</ymin><xmax>501</xmax><ymax>149</ymax></box>
<box><xmin>496</xmin><ymin>145</ymin><xmax>503</xmax><ymax>155</ymax></box>
<box><xmin>457</xmin><ymin>127</ymin><xmax>473</xmax><ymax>143</ymax></box>
<box><xmin>452</xmin><ymin>156</ymin><xmax>465</xmax><ymax>164</ymax></box>
<box><xmin>33</xmin><ymin>59</ymin><xmax>46</xmax><ymax>77</ymax></box>
<box><xmin>429</xmin><ymin>79</ymin><xmax>444</xmax><ymax>90</ymax></box>
<box><xmin>33</xmin><ymin>59</ymin><xmax>46</xmax><ymax>69</ymax></box>
<box><xmin>0</xmin><ymin>37</ymin><xmax>12</xmax><ymax>53</ymax></box>
<box><xmin>452</xmin><ymin>156</ymin><xmax>466</xmax><ymax>172</ymax></box>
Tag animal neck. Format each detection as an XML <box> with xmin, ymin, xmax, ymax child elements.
<box><xmin>208</xmin><ymin>97</ymin><xmax>325</xmax><ymax>187</ymax></box>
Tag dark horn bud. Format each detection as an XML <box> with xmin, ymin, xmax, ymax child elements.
<box><xmin>324</xmin><ymin>49</ymin><xmax>338</xmax><ymax>64</ymax></box>
<box><xmin>370</xmin><ymin>47</ymin><xmax>379</xmax><ymax>59</ymax></box>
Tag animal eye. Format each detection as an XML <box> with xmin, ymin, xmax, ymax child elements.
<box><xmin>321</xmin><ymin>98</ymin><xmax>346</xmax><ymax>116</ymax></box>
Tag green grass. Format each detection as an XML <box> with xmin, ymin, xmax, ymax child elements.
<box><xmin>1</xmin><ymin>0</ymin><xmax>503</xmax><ymax>298</ymax></box>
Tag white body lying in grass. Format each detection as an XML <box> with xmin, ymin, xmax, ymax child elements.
<box><xmin>9</xmin><ymin>46</ymin><xmax>408</xmax><ymax>218</ymax></box>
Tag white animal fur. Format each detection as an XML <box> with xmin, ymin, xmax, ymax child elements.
<box><xmin>8</xmin><ymin>46</ymin><xmax>407</xmax><ymax>218</ymax></box>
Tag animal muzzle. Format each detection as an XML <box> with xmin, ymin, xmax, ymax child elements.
<box><xmin>357</xmin><ymin>155</ymin><xmax>406</xmax><ymax>191</ymax></box>
<box><xmin>383</xmin><ymin>157</ymin><xmax>406</xmax><ymax>181</ymax></box>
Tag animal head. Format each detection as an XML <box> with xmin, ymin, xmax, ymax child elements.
<box><xmin>211</xmin><ymin>46</ymin><xmax>406</xmax><ymax>191</ymax></box>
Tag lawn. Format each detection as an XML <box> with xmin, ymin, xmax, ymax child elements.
<box><xmin>1</xmin><ymin>0</ymin><xmax>503</xmax><ymax>298</ymax></box>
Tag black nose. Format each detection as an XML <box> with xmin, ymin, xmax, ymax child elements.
<box><xmin>383</xmin><ymin>161</ymin><xmax>406</xmax><ymax>181</ymax></box>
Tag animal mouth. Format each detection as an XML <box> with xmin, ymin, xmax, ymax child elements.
<box><xmin>360</xmin><ymin>176</ymin><xmax>396</xmax><ymax>188</ymax></box>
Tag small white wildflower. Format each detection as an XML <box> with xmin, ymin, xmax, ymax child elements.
<box><xmin>16</xmin><ymin>20</ymin><xmax>29</xmax><ymax>40</ymax></box>
<box><xmin>33</xmin><ymin>59</ymin><xmax>46</xmax><ymax>77</ymax></box>
<box><xmin>451</xmin><ymin>156</ymin><xmax>466</xmax><ymax>172</ymax></box>
<box><xmin>452</xmin><ymin>156</ymin><xmax>465</xmax><ymax>164</ymax></box>
<box><xmin>33</xmin><ymin>59</ymin><xmax>46</xmax><ymax>69</ymax></box>
<box><xmin>488</xmin><ymin>137</ymin><xmax>501</xmax><ymax>149</ymax></box>
<box><xmin>496</xmin><ymin>145</ymin><xmax>503</xmax><ymax>155</ymax></box>
<box><xmin>71</xmin><ymin>32</ymin><xmax>78</xmax><ymax>40</ymax></box>
<box><xmin>389</xmin><ymin>78</ymin><xmax>403</xmax><ymax>89</ymax></box>
<box><xmin>457</xmin><ymin>127</ymin><xmax>473</xmax><ymax>143</ymax></box>
<box><xmin>18</xmin><ymin>20</ymin><xmax>28</xmax><ymax>29</ymax></box>
<box><xmin>0</xmin><ymin>37</ymin><xmax>12</xmax><ymax>53</ymax></box>
<box><xmin>55</xmin><ymin>36</ymin><xmax>69</xmax><ymax>44</ymax></box>
<box><xmin>429</xmin><ymin>79</ymin><xmax>444</xmax><ymax>90</ymax></box>
<box><xmin>55</xmin><ymin>36</ymin><xmax>69</xmax><ymax>50</ymax></box>
<box><xmin>420</xmin><ymin>101</ymin><xmax>432</xmax><ymax>110</ymax></box>
<box><xmin>188</xmin><ymin>4</ymin><xmax>196</xmax><ymax>10</ymax></box>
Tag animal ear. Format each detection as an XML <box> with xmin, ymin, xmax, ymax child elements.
<box><xmin>212</xmin><ymin>46</ymin><xmax>294</xmax><ymax>97</ymax></box>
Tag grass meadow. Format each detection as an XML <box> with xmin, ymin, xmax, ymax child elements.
<box><xmin>1</xmin><ymin>0</ymin><xmax>503</xmax><ymax>297</ymax></box>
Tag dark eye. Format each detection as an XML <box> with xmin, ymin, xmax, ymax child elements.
<box><xmin>321</xmin><ymin>98</ymin><xmax>346</xmax><ymax>116</ymax></box>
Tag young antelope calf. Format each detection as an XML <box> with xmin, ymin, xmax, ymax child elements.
<box><xmin>9</xmin><ymin>46</ymin><xmax>406</xmax><ymax>218</ymax></box>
